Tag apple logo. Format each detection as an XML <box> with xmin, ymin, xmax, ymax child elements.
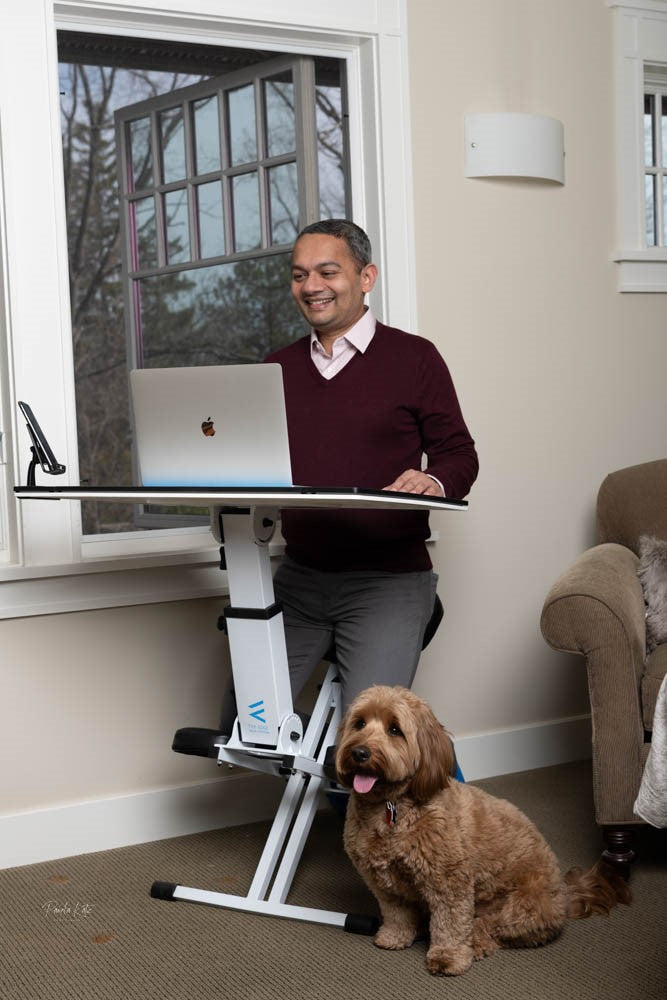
<box><xmin>201</xmin><ymin>417</ymin><xmax>216</xmax><ymax>437</ymax></box>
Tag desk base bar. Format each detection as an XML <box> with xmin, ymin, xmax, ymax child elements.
<box><xmin>149</xmin><ymin>881</ymin><xmax>378</xmax><ymax>935</ymax></box>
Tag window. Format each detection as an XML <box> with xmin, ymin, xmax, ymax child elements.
<box><xmin>0</xmin><ymin>0</ymin><xmax>415</xmax><ymax>616</ymax></box>
<box><xmin>644</xmin><ymin>67</ymin><xmax>667</xmax><ymax>247</ymax></box>
<box><xmin>609</xmin><ymin>1</ymin><xmax>667</xmax><ymax>291</ymax></box>
<box><xmin>58</xmin><ymin>35</ymin><xmax>348</xmax><ymax>534</ymax></box>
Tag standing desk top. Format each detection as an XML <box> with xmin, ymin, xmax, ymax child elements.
<box><xmin>14</xmin><ymin>485</ymin><xmax>467</xmax><ymax>511</ymax></box>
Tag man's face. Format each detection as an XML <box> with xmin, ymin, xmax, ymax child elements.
<box><xmin>290</xmin><ymin>234</ymin><xmax>377</xmax><ymax>339</ymax></box>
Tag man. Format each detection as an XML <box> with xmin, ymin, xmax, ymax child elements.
<box><xmin>265</xmin><ymin>219</ymin><xmax>478</xmax><ymax>715</ymax></box>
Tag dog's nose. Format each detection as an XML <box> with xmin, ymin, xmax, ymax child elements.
<box><xmin>351</xmin><ymin>746</ymin><xmax>371</xmax><ymax>764</ymax></box>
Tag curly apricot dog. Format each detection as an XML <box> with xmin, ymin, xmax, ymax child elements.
<box><xmin>335</xmin><ymin>685</ymin><xmax>630</xmax><ymax>977</ymax></box>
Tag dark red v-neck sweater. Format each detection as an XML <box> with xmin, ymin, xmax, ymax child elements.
<box><xmin>265</xmin><ymin>322</ymin><xmax>478</xmax><ymax>571</ymax></box>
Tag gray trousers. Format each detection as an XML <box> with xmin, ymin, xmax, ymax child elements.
<box><xmin>273</xmin><ymin>557</ymin><xmax>438</xmax><ymax>715</ymax></box>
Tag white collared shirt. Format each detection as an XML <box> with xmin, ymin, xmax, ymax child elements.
<box><xmin>309</xmin><ymin>308</ymin><xmax>376</xmax><ymax>379</ymax></box>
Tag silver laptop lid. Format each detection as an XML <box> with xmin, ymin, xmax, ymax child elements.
<box><xmin>129</xmin><ymin>364</ymin><xmax>293</xmax><ymax>488</ymax></box>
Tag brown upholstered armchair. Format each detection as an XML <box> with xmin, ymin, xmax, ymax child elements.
<box><xmin>540</xmin><ymin>459</ymin><xmax>667</xmax><ymax>874</ymax></box>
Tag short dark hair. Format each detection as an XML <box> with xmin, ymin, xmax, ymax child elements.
<box><xmin>294</xmin><ymin>219</ymin><xmax>372</xmax><ymax>270</ymax></box>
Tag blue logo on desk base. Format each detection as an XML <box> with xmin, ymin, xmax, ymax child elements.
<box><xmin>248</xmin><ymin>700</ymin><xmax>267</xmax><ymax>725</ymax></box>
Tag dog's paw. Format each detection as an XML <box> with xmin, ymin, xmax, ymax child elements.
<box><xmin>426</xmin><ymin>944</ymin><xmax>473</xmax><ymax>977</ymax></box>
<box><xmin>374</xmin><ymin>924</ymin><xmax>417</xmax><ymax>951</ymax></box>
<box><xmin>472</xmin><ymin>920</ymin><xmax>500</xmax><ymax>960</ymax></box>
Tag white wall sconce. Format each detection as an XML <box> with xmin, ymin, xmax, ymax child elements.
<box><xmin>464</xmin><ymin>113</ymin><xmax>565</xmax><ymax>184</ymax></box>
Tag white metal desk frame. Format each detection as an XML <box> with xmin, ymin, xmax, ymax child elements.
<box><xmin>15</xmin><ymin>485</ymin><xmax>466</xmax><ymax>933</ymax></box>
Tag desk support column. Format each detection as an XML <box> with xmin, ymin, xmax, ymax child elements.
<box><xmin>220</xmin><ymin>507</ymin><xmax>297</xmax><ymax>749</ymax></box>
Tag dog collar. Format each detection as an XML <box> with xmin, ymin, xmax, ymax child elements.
<box><xmin>385</xmin><ymin>801</ymin><xmax>398</xmax><ymax>826</ymax></box>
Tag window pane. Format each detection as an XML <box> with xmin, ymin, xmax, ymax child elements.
<box><xmin>164</xmin><ymin>189</ymin><xmax>190</xmax><ymax>264</ymax></box>
<box><xmin>644</xmin><ymin>94</ymin><xmax>656</xmax><ymax>167</ymax></box>
<box><xmin>160</xmin><ymin>106</ymin><xmax>186</xmax><ymax>183</ymax></box>
<box><xmin>662</xmin><ymin>95</ymin><xmax>667</xmax><ymax>169</ymax></box>
<box><xmin>646</xmin><ymin>174</ymin><xmax>656</xmax><ymax>247</ymax></box>
<box><xmin>132</xmin><ymin>196</ymin><xmax>158</xmax><ymax>269</ymax></box>
<box><xmin>138</xmin><ymin>254</ymin><xmax>303</xmax><ymax>368</ymax></box>
<box><xmin>232</xmin><ymin>172</ymin><xmax>261</xmax><ymax>251</ymax></box>
<box><xmin>316</xmin><ymin>80</ymin><xmax>346</xmax><ymax>217</ymax></box>
<box><xmin>197</xmin><ymin>181</ymin><xmax>225</xmax><ymax>258</ymax></box>
<box><xmin>193</xmin><ymin>95</ymin><xmax>221</xmax><ymax>174</ymax></box>
<box><xmin>663</xmin><ymin>177</ymin><xmax>667</xmax><ymax>246</ymax></box>
<box><xmin>129</xmin><ymin>117</ymin><xmax>153</xmax><ymax>190</ymax></box>
<box><xmin>269</xmin><ymin>162</ymin><xmax>299</xmax><ymax>245</ymax></box>
<box><xmin>228</xmin><ymin>84</ymin><xmax>257</xmax><ymax>165</ymax></box>
<box><xmin>264</xmin><ymin>74</ymin><xmax>295</xmax><ymax>157</ymax></box>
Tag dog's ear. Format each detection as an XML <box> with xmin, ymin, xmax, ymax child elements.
<box><xmin>409</xmin><ymin>702</ymin><xmax>454</xmax><ymax>802</ymax></box>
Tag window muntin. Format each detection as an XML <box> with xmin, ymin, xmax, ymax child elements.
<box><xmin>116</xmin><ymin>59</ymin><xmax>310</xmax><ymax>292</ymax></box>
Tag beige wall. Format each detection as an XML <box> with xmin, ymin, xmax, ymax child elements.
<box><xmin>407</xmin><ymin>0</ymin><xmax>667</xmax><ymax>732</ymax></box>
<box><xmin>2</xmin><ymin>0</ymin><xmax>667</xmax><ymax>818</ymax></box>
<box><xmin>1</xmin><ymin>600</ymin><xmax>231</xmax><ymax>812</ymax></box>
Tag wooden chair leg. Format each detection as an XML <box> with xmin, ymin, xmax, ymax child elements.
<box><xmin>602</xmin><ymin>826</ymin><xmax>636</xmax><ymax>879</ymax></box>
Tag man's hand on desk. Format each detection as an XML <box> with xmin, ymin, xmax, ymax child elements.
<box><xmin>383</xmin><ymin>469</ymin><xmax>445</xmax><ymax>497</ymax></box>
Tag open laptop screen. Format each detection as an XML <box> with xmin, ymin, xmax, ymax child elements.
<box><xmin>129</xmin><ymin>364</ymin><xmax>293</xmax><ymax>488</ymax></box>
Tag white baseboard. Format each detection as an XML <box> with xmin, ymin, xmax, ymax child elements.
<box><xmin>454</xmin><ymin>714</ymin><xmax>592</xmax><ymax>782</ymax></box>
<box><xmin>0</xmin><ymin>715</ymin><xmax>592</xmax><ymax>870</ymax></box>
<box><xmin>0</xmin><ymin>771</ymin><xmax>285</xmax><ymax>871</ymax></box>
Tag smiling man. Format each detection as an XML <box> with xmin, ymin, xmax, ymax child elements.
<box><xmin>289</xmin><ymin>225</ymin><xmax>377</xmax><ymax>361</ymax></box>
<box><xmin>264</xmin><ymin>219</ymin><xmax>478</xmax><ymax>716</ymax></box>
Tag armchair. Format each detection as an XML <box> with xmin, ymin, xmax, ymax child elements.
<box><xmin>540</xmin><ymin>459</ymin><xmax>667</xmax><ymax>874</ymax></box>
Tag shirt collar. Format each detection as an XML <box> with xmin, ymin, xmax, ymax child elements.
<box><xmin>310</xmin><ymin>308</ymin><xmax>376</xmax><ymax>356</ymax></box>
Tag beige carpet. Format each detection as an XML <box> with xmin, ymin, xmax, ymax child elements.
<box><xmin>0</xmin><ymin>760</ymin><xmax>665</xmax><ymax>1000</ymax></box>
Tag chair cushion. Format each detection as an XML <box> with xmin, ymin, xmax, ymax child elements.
<box><xmin>637</xmin><ymin>535</ymin><xmax>667</xmax><ymax>653</ymax></box>
<box><xmin>642</xmin><ymin>643</ymin><xmax>667</xmax><ymax>730</ymax></box>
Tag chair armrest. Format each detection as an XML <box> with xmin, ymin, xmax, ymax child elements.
<box><xmin>540</xmin><ymin>543</ymin><xmax>646</xmax><ymax>678</ymax></box>
<box><xmin>541</xmin><ymin>543</ymin><xmax>648</xmax><ymax>825</ymax></box>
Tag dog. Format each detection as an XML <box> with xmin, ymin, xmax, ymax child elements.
<box><xmin>335</xmin><ymin>685</ymin><xmax>630</xmax><ymax>977</ymax></box>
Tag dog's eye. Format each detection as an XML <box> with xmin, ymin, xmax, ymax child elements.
<box><xmin>353</xmin><ymin>718</ymin><xmax>366</xmax><ymax>731</ymax></box>
<box><xmin>388</xmin><ymin>724</ymin><xmax>403</xmax><ymax>737</ymax></box>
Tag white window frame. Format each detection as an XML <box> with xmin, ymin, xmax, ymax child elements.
<box><xmin>0</xmin><ymin>0</ymin><xmax>417</xmax><ymax>617</ymax></box>
<box><xmin>609</xmin><ymin>0</ymin><xmax>667</xmax><ymax>291</ymax></box>
<box><xmin>643</xmin><ymin>68</ymin><xmax>667</xmax><ymax>247</ymax></box>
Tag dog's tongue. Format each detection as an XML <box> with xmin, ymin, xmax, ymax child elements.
<box><xmin>353</xmin><ymin>774</ymin><xmax>378</xmax><ymax>794</ymax></box>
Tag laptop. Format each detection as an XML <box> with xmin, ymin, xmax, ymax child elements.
<box><xmin>128</xmin><ymin>364</ymin><xmax>293</xmax><ymax>487</ymax></box>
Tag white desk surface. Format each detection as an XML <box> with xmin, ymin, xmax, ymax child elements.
<box><xmin>14</xmin><ymin>485</ymin><xmax>467</xmax><ymax>512</ymax></box>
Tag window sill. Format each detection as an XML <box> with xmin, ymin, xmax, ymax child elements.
<box><xmin>0</xmin><ymin>544</ymin><xmax>231</xmax><ymax>620</ymax></box>
<box><xmin>80</xmin><ymin>525</ymin><xmax>216</xmax><ymax>561</ymax></box>
<box><xmin>613</xmin><ymin>250</ymin><xmax>667</xmax><ymax>292</ymax></box>
<box><xmin>0</xmin><ymin>530</ymin><xmax>439</xmax><ymax>621</ymax></box>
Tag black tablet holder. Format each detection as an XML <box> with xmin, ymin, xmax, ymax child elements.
<box><xmin>17</xmin><ymin>401</ymin><xmax>66</xmax><ymax>487</ymax></box>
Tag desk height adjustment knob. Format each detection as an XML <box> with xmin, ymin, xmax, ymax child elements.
<box><xmin>252</xmin><ymin>506</ymin><xmax>278</xmax><ymax>544</ymax></box>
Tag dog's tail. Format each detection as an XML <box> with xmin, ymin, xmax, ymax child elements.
<box><xmin>564</xmin><ymin>860</ymin><xmax>631</xmax><ymax>920</ymax></box>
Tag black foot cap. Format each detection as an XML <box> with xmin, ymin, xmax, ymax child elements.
<box><xmin>150</xmin><ymin>881</ymin><xmax>177</xmax><ymax>901</ymax></box>
<box><xmin>344</xmin><ymin>913</ymin><xmax>380</xmax><ymax>935</ymax></box>
<box><xmin>172</xmin><ymin>727</ymin><xmax>227</xmax><ymax>758</ymax></box>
